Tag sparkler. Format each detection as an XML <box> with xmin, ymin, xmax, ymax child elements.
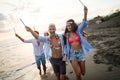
<box><xmin>20</xmin><ymin>18</ymin><xmax>26</xmax><ymax>26</ymax></box>
<box><xmin>79</xmin><ymin>0</ymin><xmax>84</xmax><ymax>6</ymax></box>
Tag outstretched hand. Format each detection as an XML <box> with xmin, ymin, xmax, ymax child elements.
<box><xmin>25</xmin><ymin>26</ymin><xmax>32</xmax><ymax>32</ymax></box>
<box><xmin>84</xmin><ymin>6</ymin><xmax>88</xmax><ymax>15</ymax></box>
<box><xmin>62</xmin><ymin>55</ymin><xmax>67</xmax><ymax>61</ymax></box>
<box><xmin>25</xmin><ymin>26</ymin><xmax>38</xmax><ymax>39</ymax></box>
<box><xmin>15</xmin><ymin>33</ymin><xmax>24</xmax><ymax>42</ymax></box>
<box><xmin>15</xmin><ymin>33</ymin><xmax>19</xmax><ymax>37</ymax></box>
<box><xmin>83</xmin><ymin>6</ymin><xmax>88</xmax><ymax>21</ymax></box>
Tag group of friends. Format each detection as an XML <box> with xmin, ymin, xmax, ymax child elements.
<box><xmin>15</xmin><ymin>6</ymin><xmax>93</xmax><ymax>80</ymax></box>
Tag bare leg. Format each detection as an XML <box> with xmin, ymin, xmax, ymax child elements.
<box><xmin>38</xmin><ymin>66</ymin><xmax>41</xmax><ymax>75</ymax></box>
<box><xmin>65</xmin><ymin>75</ymin><xmax>69</xmax><ymax>80</ymax></box>
<box><xmin>43</xmin><ymin>64</ymin><xmax>46</xmax><ymax>75</ymax></box>
<box><xmin>79</xmin><ymin>61</ymin><xmax>86</xmax><ymax>76</ymax></box>
<box><xmin>55</xmin><ymin>73</ymin><xmax>60</xmax><ymax>80</ymax></box>
<box><xmin>70</xmin><ymin>60</ymin><xmax>81</xmax><ymax>80</ymax></box>
<box><xmin>60</xmin><ymin>75</ymin><xmax>69</xmax><ymax>80</ymax></box>
<box><xmin>60</xmin><ymin>74</ymin><xmax>65</xmax><ymax>80</ymax></box>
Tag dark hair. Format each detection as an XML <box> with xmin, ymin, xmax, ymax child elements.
<box><xmin>63</xmin><ymin>19</ymin><xmax>78</xmax><ymax>45</ymax></box>
<box><xmin>46</xmin><ymin>32</ymin><xmax>49</xmax><ymax>36</ymax></box>
<box><xmin>62</xmin><ymin>34</ymin><xmax>66</xmax><ymax>45</ymax></box>
<box><xmin>34</xmin><ymin>31</ymin><xmax>39</xmax><ymax>34</ymax></box>
<box><xmin>44</xmin><ymin>32</ymin><xmax>49</xmax><ymax>36</ymax></box>
<box><xmin>64</xmin><ymin>19</ymin><xmax>78</xmax><ymax>34</ymax></box>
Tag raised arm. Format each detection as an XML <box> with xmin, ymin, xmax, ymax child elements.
<box><xmin>15</xmin><ymin>34</ymin><xmax>24</xmax><ymax>42</ymax></box>
<box><xmin>77</xmin><ymin>6</ymin><xmax>88</xmax><ymax>33</ymax></box>
<box><xmin>25</xmin><ymin>26</ymin><xmax>47</xmax><ymax>43</ymax></box>
<box><xmin>83</xmin><ymin>6</ymin><xmax>88</xmax><ymax>21</ymax></box>
<box><xmin>25</xmin><ymin>26</ymin><xmax>38</xmax><ymax>39</ymax></box>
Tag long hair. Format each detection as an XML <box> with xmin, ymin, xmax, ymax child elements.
<box><xmin>62</xmin><ymin>34</ymin><xmax>66</xmax><ymax>45</ymax></box>
<box><xmin>64</xmin><ymin>19</ymin><xmax>78</xmax><ymax>34</ymax></box>
<box><xmin>63</xmin><ymin>19</ymin><xmax>78</xmax><ymax>45</ymax></box>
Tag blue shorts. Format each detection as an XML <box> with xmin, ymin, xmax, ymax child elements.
<box><xmin>69</xmin><ymin>49</ymin><xmax>85</xmax><ymax>61</ymax></box>
<box><xmin>35</xmin><ymin>54</ymin><xmax>46</xmax><ymax>68</ymax></box>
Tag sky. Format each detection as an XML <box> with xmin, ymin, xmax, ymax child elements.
<box><xmin>0</xmin><ymin>0</ymin><xmax>120</xmax><ymax>33</ymax></box>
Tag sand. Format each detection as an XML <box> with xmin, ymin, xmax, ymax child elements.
<box><xmin>83</xmin><ymin>15</ymin><xmax>120</xmax><ymax>80</ymax></box>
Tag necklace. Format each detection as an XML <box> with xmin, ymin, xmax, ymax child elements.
<box><xmin>48</xmin><ymin>34</ymin><xmax>61</xmax><ymax>49</ymax></box>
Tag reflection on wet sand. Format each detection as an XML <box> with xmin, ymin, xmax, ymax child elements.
<box><xmin>0</xmin><ymin>36</ymin><xmax>35</xmax><ymax>80</ymax></box>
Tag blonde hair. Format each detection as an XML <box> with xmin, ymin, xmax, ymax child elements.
<box><xmin>49</xmin><ymin>23</ymin><xmax>55</xmax><ymax>27</ymax></box>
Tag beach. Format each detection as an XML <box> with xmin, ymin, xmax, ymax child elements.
<box><xmin>0</xmin><ymin>15</ymin><xmax>120</xmax><ymax>80</ymax></box>
<box><xmin>88</xmin><ymin>15</ymin><xmax>120</xmax><ymax>67</ymax></box>
<box><xmin>83</xmin><ymin>14</ymin><xmax>120</xmax><ymax>80</ymax></box>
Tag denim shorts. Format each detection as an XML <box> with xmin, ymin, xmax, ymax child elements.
<box><xmin>50</xmin><ymin>57</ymin><xmax>66</xmax><ymax>75</ymax></box>
<box><xmin>69</xmin><ymin>49</ymin><xmax>85</xmax><ymax>61</ymax></box>
<box><xmin>35</xmin><ymin>53</ymin><xmax>46</xmax><ymax>68</ymax></box>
